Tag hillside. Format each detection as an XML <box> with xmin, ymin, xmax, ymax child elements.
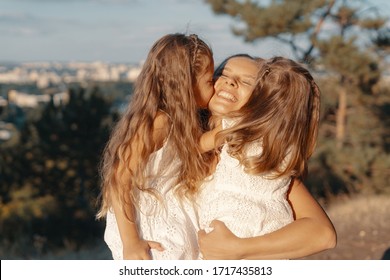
<box><xmin>302</xmin><ymin>195</ymin><xmax>390</xmax><ymax>260</ymax></box>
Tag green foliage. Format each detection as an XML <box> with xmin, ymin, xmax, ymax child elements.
<box><xmin>0</xmin><ymin>85</ymin><xmax>118</xmax><ymax>258</ymax></box>
<box><xmin>305</xmin><ymin>77</ymin><xmax>390</xmax><ymax>197</ymax></box>
<box><xmin>317</xmin><ymin>36</ymin><xmax>381</xmax><ymax>88</ymax></box>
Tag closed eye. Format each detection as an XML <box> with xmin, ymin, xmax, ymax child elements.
<box><xmin>241</xmin><ymin>80</ymin><xmax>253</xmax><ymax>86</ymax></box>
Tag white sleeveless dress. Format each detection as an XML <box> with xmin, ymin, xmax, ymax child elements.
<box><xmin>197</xmin><ymin>119</ymin><xmax>294</xmax><ymax>248</ymax></box>
<box><xmin>104</xmin><ymin>141</ymin><xmax>199</xmax><ymax>260</ymax></box>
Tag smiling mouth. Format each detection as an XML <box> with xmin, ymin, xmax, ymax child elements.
<box><xmin>217</xmin><ymin>91</ymin><xmax>237</xmax><ymax>102</ymax></box>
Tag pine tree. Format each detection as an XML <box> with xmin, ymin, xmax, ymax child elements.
<box><xmin>206</xmin><ymin>0</ymin><xmax>390</xmax><ymax>196</ymax></box>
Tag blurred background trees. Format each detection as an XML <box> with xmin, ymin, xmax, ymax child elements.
<box><xmin>0</xmin><ymin>0</ymin><xmax>389</xmax><ymax>259</ymax></box>
<box><xmin>206</xmin><ymin>0</ymin><xmax>390</xmax><ymax>197</ymax></box>
<box><xmin>0</xmin><ymin>85</ymin><xmax>118</xmax><ymax>258</ymax></box>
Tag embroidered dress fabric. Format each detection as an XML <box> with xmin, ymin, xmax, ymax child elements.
<box><xmin>197</xmin><ymin>119</ymin><xmax>294</xmax><ymax>247</ymax></box>
<box><xmin>104</xmin><ymin>142</ymin><xmax>199</xmax><ymax>260</ymax></box>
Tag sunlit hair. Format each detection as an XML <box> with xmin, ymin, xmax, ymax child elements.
<box><xmin>218</xmin><ymin>56</ymin><xmax>321</xmax><ymax>179</ymax></box>
<box><xmin>97</xmin><ymin>33</ymin><xmax>213</xmax><ymax>220</ymax></box>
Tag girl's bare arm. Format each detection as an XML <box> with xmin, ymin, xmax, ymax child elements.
<box><xmin>112</xmin><ymin>112</ymin><xmax>169</xmax><ymax>259</ymax></box>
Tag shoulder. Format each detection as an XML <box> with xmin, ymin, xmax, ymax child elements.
<box><xmin>152</xmin><ymin>110</ymin><xmax>171</xmax><ymax>148</ymax></box>
<box><xmin>154</xmin><ymin>110</ymin><xmax>170</xmax><ymax>130</ymax></box>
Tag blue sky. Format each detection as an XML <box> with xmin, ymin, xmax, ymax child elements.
<box><xmin>1</xmin><ymin>0</ymin><xmax>389</xmax><ymax>65</ymax></box>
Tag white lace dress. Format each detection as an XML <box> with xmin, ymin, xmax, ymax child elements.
<box><xmin>104</xmin><ymin>142</ymin><xmax>199</xmax><ymax>260</ymax></box>
<box><xmin>197</xmin><ymin>120</ymin><xmax>294</xmax><ymax>249</ymax></box>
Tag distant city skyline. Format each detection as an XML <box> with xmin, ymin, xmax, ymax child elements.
<box><xmin>0</xmin><ymin>60</ymin><xmax>143</xmax><ymax>87</ymax></box>
<box><xmin>1</xmin><ymin>0</ymin><xmax>390</xmax><ymax>65</ymax></box>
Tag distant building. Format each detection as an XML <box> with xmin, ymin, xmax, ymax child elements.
<box><xmin>0</xmin><ymin>96</ymin><xmax>7</xmax><ymax>107</ymax></box>
<box><xmin>7</xmin><ymin>89</ymin><xmax>69</xmax><ymax>108</ymax></box>
<box><xmin>127</xmin><ymin>67</ymin><xmax>142</xmax><ymax>82</ymax></box>
<box><xmin>0</xmin><ymin>129</ymin><xmax>11</xmax><ymax>141</ymax></box>
<box><xmin>52</xmin><ymin>91</ymin><xmax>69</xmax><ymax>106</ymax></box>
<box><xmin>0</xmin><ymin>121</ymin><xmax>15</xmax><ymax>142</ymax></box>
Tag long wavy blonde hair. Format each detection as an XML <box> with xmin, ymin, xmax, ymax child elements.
<box><xmin>96</xmin><ymin>33</ymin><xmax>213</xmax><ymax>220</ymax></box>
<box><xmin>217</xmin><ymin>56</ymin><xmax>321</xmax><ymax>179</ymax></box>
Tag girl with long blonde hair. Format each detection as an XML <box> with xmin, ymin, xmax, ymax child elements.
<box><xmin>97</xmin><ymin>33</ymin><xmax>214</xmax><ymax>259</ymax></box>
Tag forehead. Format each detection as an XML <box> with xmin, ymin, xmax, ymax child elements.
<box><xmin>224</xmin><ymin>57</ymin><xmax>258</xmax><ymax>77</ymax></box>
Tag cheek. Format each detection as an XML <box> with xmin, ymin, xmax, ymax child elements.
<box><xmin>196</xmin><ymin>85</ymin><xmax>214</xmax><ymax>108</ymax></box>
<box><xmin>201</xmin><ymin>84</ymin><xmax>214</xmax><ymax>102</ymax></box>
<box><xmin>241</xmin><ymin>89</ymin><xmax>254</xmax><ymax>105</ymax></box>
<box><xmin>208</xmin><ymin>95</ymin><xmax>219</xmax><ymax>111</ymax></box>
<box><xmin>214</xmin><ymin>78</ymin><xmax>223</xmax><ymax>89</ymax></box>
<box><xmin>206</xmin><ymin>85</ymin><xmax>215</xmax><ymax>100</ymax></box>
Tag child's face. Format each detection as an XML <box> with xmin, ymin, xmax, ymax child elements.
<box><xmin>194</xmin><ymin>57</ymin><xmax>215</xmax><ymax>108</ymax></box>
<box><xmin>209</xmin><ymin>56</ymin><xmax>258</xmax><ymax>116</ymax></box>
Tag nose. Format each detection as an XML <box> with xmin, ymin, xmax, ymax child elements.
<box><xmin>225</xmin><ymin>76</ymin><xmax>237</xmax><ymax>88</ymax></box>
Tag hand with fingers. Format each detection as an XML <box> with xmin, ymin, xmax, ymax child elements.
<box><xmin>123</xmin><ymin>239</ymin><xmax>164</xmax><ymax>260</ymax></box>
<box><xmin>198</xmin><ymin>220</ymin><xmax>242</xmax><ymax>260</ymax></box>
